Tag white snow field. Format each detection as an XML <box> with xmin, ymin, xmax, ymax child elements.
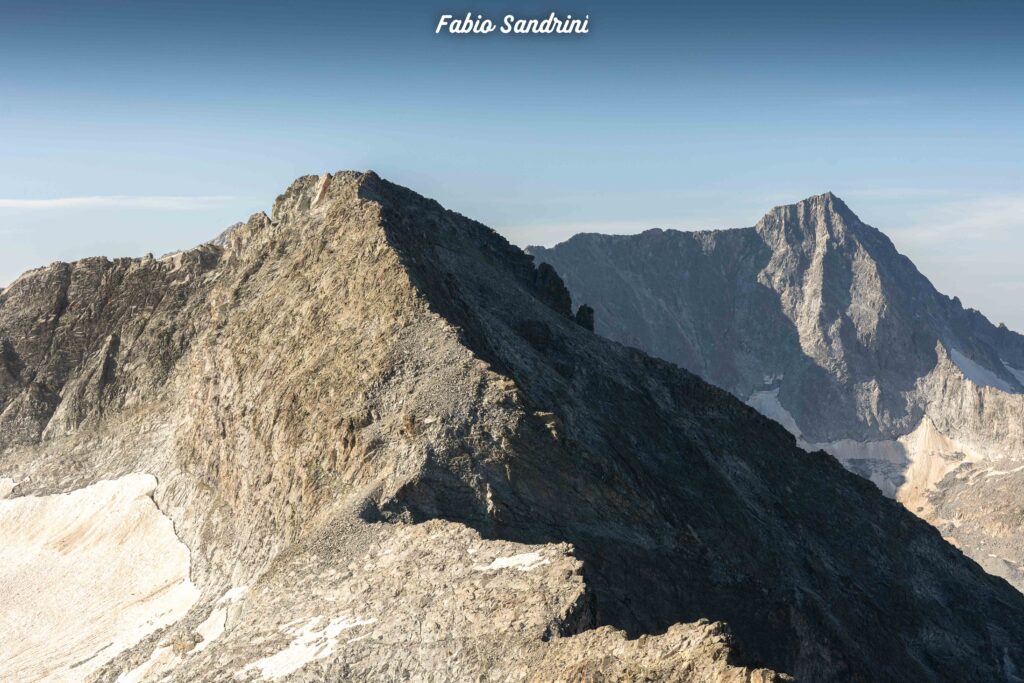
<box><xmin>475</xmin><ymin>551</ymin><xmax>552</xmax><ymax>572</ymax></box>
<box><xmin>1004</xmin><ymin>361</ymin><xmax>1024</xmax><ymax>388</ymax></box>
<box><xmin>0</xmin><ymin>474</ymin><xmax>199</xmax><ymax>682</ymax></box>
<box><xmin>237</xmin><ymin>615</ymin><xmax>377</xmax><ymax>680</ymax></box>
<box><xmin>746</xmin><ymin>389</ymin><xmax>982</xmax><ymax>510</ymax></box>
<box><xmin>949</xmin><ymin>347</ymin><xmax>1017</xmax><ymax>393</ymax></box>
<box><xmin>746</xmin><ymin>388</ymin><xmax>804</xmax><ymax>438</ymax></box>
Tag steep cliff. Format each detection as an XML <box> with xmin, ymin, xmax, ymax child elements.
<box><xmin>530</xmin><ymin>192</ymin><xmax>1024</xmax><ymax>589</ymax></box>
<box><xmin>2</xmin><ymin>177</ymin><xmax>1024</xmax><ymax>681</ymax></box>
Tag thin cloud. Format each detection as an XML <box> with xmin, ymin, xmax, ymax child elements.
<box><xmin>843</xmin><ymin>187</ymin><xmax>957</xmax><ymax>200</ymax></box>
<box><xmin>0</xmin><ymin>195</ymin><xmax>236</xmax><ymax>210</ymax></box>
<box><xmin>890</xmin><ymin>194</ymin><xmax>1024</xmax><ymax>243</ymax></box>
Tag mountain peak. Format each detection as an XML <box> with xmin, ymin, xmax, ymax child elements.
<box><xmin>270</xmin><ymin>169</ymin><xmax>371</xmax><ymax>221</ymax></box>
<box><xmin>6</xmin><ymin>172</ymin><xmax>1024</xmax><ymax>681</ymax></box>
<box><xmin>782</xmin><ymin>190</ymin><xmax>857</xmax><ymax>220</ymax></box>
<box><xmin>755</xmin><ymin>191</ymin><xmax>863</xmax><ymax>245</ymax></box>
<box><xmin>808</xmin><ymin>189</ymin><xmax>841</xmax><ymax>203</ymax></box>
<box><xmin>531</xmin><ymin>182</ymin><xmax>1024</xmax><ymax>606</ymax></box>
<box><xmin>806</xmin><ymin>191</ymin><xmax>857</xmax><ymax>219</ymax></box>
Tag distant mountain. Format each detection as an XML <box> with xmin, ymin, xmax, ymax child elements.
<box><xmin>529</xmin><ymin>192</ymin><xmax>1024</xmax><ymax>590</ymax></box>
<box><xmin>4</xmin><ymin>176</ymin><xmax>1024</xmax><ymax>680</ymax></box>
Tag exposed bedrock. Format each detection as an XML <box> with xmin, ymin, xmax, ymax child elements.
<box><xmin>1</xmin><ymin>175</ymin><xmax>1022</xmax><ymax>681</ymax></box>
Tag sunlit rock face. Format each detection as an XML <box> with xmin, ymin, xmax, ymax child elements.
<box><xmin>2</xmin><ymin>175</ymin><xmax>1024</xmax><ymax>681</ymax></box>
<box><xmin>529</xmin><ymin>192</ymin><xmax>1024</xmax><ymax>590</ymax></box>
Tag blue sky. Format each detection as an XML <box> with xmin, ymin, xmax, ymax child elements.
<box><xmin>1</xmin><ymin>0</ymin><xmax>1022</xmax><ymax>329</ymax></box>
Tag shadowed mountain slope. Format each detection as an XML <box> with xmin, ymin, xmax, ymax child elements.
<box><xmin>2</xmin><ymin>176</ymin><xmax>1023</xmax><ymax>681</ymax></box>
<box><xmin>529</xmin><ymin>192</ymin><xmax>1024</xmax><ymax>591</ymax></box>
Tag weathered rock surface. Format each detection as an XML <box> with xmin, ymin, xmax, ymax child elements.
<box><xmin>2</xmin><ymin>176</ymin><xmax>1024</xmax><ymax>681</ymax></box>
<box><xmin>529</xmin><ymin>192</ymin><xmax>1024</xmax><ymax>590</ymax></box>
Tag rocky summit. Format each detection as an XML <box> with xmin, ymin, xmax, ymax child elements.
<box><xmin>529</xmin><ymin>192</ymin><xmax>1024</xmax><ymax>593</ymax></box>
<box><xmin>2</xmin><ymin>173</ymin><xmax>1024</xmax><ymax>682</ymax></box>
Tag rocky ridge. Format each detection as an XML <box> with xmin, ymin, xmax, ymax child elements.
<box><xmin>2</xmin><ymin>175</ymin><xmax>1024</xmax><ymax>681</ymax></box>
<box><xmin>529</xmin><ymin>192</ymin><xmax>1024</xmax><ymax>590</ymax></box>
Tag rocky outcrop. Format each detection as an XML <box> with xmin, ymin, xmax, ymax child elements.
<box><xmin>2</xmin><ymin>175</ymin><xmax>1024</xmax><ymax>681</ymax></box>
<box><xmin>529</xmin><ymin>191</ymin><xmax>1024</xmax><ymax>590</ymax></box>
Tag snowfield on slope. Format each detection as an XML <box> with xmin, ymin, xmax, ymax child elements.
<box><xmin>1003</xmin><ymin>361</ymin><xmax>1024</xmax><ymax>388</ymax></box>
<box><xmin>0</xmin><ymin>474</ymin><xmax>199</xmax><ymax>682</ymax></box>
<box><xmin>949</xmin><ymin>347</ymin><xmax>1018</xmax><ymax>393</ymax></box>
<box><xmin>746</xmin><ymin>389</ymin><xmax>981</xmax><ymax>511</ymax></box>
<box><xmin>237</xmin><ymin>615</ymin><xmax>377</xmax><ymax>680</ymax></box>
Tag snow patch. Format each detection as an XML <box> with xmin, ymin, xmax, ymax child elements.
<box><xmin>237</xmin><ymin>615</ymin><xmax>376</xmax><ymax>679</ymax></box>
<box><xmin>892</xmin><ymin>418</ymin><xmax>977</xmax><ymax>513</ymax></box>
<box><xmin>116</xmin><ymin>646</ymin><xmax>179</xmax><ymax>683</ymax></box>
<box><xmin>1003</xmin><ymin>361</ymin><xmax>1024</xmax><ymax>388</ymax></box>
<box><xmin>476</xmin><ymin>551</ymin><xmax>551</xmax><ymax>572</ymax></box>
<box><xmin>0</xmin><ymin>477</ymin><xmax>15</xmax><ymax>499</ymax></box>
<box><xmin>0</xmin><ymin>474</ymin><xmax>199</xmax><ymax>682</ymax></box>
<box><xmin>116</xmin><ymin>583</ymin><xmax>249</xmax><ymax>681</ymax></box>
<box><xmin>743</xmin><ymin>388</ymin><xmax>984</xmax><ymax>512</ymax></box>
<box><xmin>949</xmin><ymin>347</ymin><xmax>1017</xmax><ymax>393</ymax></box>
<box><xmin>812</xmin><ymin>418</ymin><xmax>977</xmax><ymax>511</ymax></box>
<box><xmin>746</xmin><ymin>389</ymin><xmax>803</xmax><ymax>438</ymax></box>
<box><xmin>984</xmin><ymin>464</ymin><xmax>1024</xmax><ymax>479</ymax></box>
<box><xmin>218</xmin><ymin>585</ymin><xmax>250</xmax><ymax>604</ymax></box>
<box><xmin>813</xmin><ymin>438</ymin><xmax>908</xmax><ymax>497</ymax></box>
<box><xmin>193</xmin><ymin>586</ymin><xmax>249</xmax><ymax>655</ymax></box>
<box><xmin>194</xmin><ymin>607</ymin><xmax>228</xmax><ymax>653</ymax></box>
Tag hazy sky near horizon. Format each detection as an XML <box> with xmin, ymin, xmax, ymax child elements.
<box><xmin>1</xmin><ymin>0</ymin><xmax>1022</xmax><ymax>329</ymax></box>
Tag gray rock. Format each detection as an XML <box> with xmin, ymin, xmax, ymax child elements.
<box><xmin>529</xmin><ymin>191</ymin><xmax>1024</xmax><ymax>591</ymax></box>
<box><xmin>2</xmin><ymin>176</ymin><xmax>1023</xmax><ymax>681</ymax></box>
